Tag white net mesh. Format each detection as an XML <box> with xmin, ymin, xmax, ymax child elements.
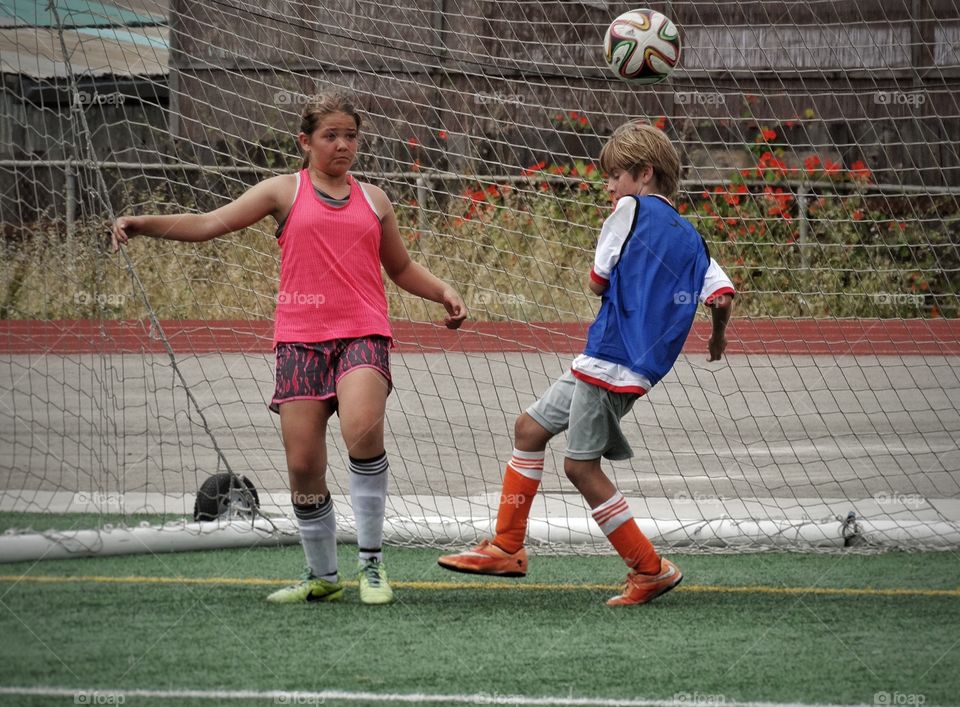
<box><xmin>1</xmin><ymin>0</ymin><xmax>959</xmax><ymax>556</ymax></box>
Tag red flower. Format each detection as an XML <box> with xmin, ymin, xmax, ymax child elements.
<box><xmin>438</xmin><ymin>130</ymin><xmax>448</xmax><ymax>141</ymax></box>
<box><xmin>852</xmin><ymin>209</ymin><xmax>864</xmax><ymax>221</ymax></box>
<box><xmin>823</xmin><ymin>159</ymin><xmax>842</xmax><ymax>175</ymax></box>
<box><xmin>579</xmin><ymin>116</ymin><xmax>589</xmax><ymax>127</ymax></box>
<box><xmin>761</xmin><ymin>128</ymin><xmax>777</xmax><ymax>141</ymax></box>
<box><xmin>678</xmin><ymin>202</ymin><xmax>689</xmax><ymax>214</ymax></box>
<box><xmin>578</xmin><ymin>182</ymin><xmax>589</xmax><ymax>191</ymax></box>
<box><xmin>407</xmin><ymin>137</ymin><xmax>419</xmax><ymax>147</ymax></box>
<box><xmin>757</xmin><ymin>151</ymin><xmax>788</xmax><ymax>176</ymax></box>
<box><xmin>849</xmin><ymin>160</ymin><xmax>872</xmax><ymax>182</ymax></box>
<box><xmin>654</xmin><ymin>116</ymin><xmax>667</xmax><ymax>130</ymax></box>
<box><xmin>411</xmin><ymin>159</ymin><xmax>421</xmax><ymax>172</ymax></box>
<box><xmin>520</xmin><ymin>160</ymin><xmax>546</xmax><ymax>177</ymax></box>
<box><xmin>804</xmin><ymin>155</ymin><xmax>822</xmax><ymax>174</ymax></box>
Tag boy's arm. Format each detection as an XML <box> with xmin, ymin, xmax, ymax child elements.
<box><xmin>707</xmin><ymin>293</ymin><xmax>733</xmax><ymax>361</ymax></box>
<box><xmin>700</xmin><ymin>258</ymin><xmax>736</xmax><ymax>361</ymax></box>
<box><xmin>588</xmin><ymin>196</ymin><xmax>636</xmax><ymax>296</ymax></box>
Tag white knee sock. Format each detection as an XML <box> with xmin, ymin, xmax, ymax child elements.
<box><xmin>349</xmin><ymin>453</ymin><xmax>389</xmax><ymax>561</ymax></box>
<box><xmin>294</xmin><ymin>494</ymin><xmax>338</xmax><ymax>582</ymax></box>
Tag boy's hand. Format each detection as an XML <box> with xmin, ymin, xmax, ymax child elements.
<box><xmin>441</xmin><ymin>288</ymin><xmax>468</xmax><ymax>329</ymax></box>
<box><xmin>708</xmin><ymin>333</ymin><xmax>727</xmax><ymax>361</ymax></box>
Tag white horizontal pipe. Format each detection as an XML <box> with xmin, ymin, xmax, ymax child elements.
<box><xmin>3</xmin><ymin>516</ymin><xmax>959</xmax><ymax>563</ymax></box>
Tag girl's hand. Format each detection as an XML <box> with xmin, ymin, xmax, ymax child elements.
<box><xmin>441</xmin><ymin>288</ymin><xmax>468</xmax><ymax>329</ymax></box>
<box><xmin>111</xmin><ymin>216</ymin><xmax>139</xmax><ymax>252</ymax></box>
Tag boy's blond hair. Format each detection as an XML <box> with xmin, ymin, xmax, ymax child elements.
<box><xmin>599</xmin><ymin>120</ymin><xmax>681</xmax><ymax>201</ymax></box>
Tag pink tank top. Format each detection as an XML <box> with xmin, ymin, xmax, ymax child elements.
<box><xmin>273</xmin><ymin>171</ymin><xmax>392</xmax><ymax>346</ymax></box>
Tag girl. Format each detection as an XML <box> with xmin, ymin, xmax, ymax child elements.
<box><xmin>112</xmin><ymin>90</ymin><xmax>467</xmax><ymax>605</ymax></box>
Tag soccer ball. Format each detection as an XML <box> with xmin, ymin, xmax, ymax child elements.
<box><xmin>603</xmin><ymin>8</ymin><xmax>681</xmax><ymax>84</ymax></box>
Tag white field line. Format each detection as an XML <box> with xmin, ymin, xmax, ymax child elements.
<box><xmin>0</xmin><ymin>685</ymin><xmax>885</xmax><ymax>707</ymax></box>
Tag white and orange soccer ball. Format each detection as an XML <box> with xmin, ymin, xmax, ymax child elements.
<box><xmin>603</xmin><ymin>8</ymin><xmax>681</xmax><ymax>84</ymax></box>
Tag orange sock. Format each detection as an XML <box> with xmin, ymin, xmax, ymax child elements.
<box><xmin>492</xmin><ymin>449</ymin><xmax>544</xmax><ymax>554</ymax></box>
<box><xmin>592</xmin><ymin>491</ymin><xmax>660</xmax><ymax>574</ymax></box>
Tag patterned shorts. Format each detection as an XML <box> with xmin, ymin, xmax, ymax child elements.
<box><xmin>270</xmin><ymin>336</ymin><xmax>392</xmax><ymax>414</ymax></box>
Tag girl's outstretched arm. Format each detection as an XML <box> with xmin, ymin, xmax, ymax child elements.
<box><xmin>111</xmin><ymin>175</ymin><xmax>290</xmax><ymax>252</ymax></box>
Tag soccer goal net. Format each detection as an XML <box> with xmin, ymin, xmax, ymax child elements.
<box><xmin>1</xmin><ymin>0</ymin><xmax>959</xmax><ymax>560</ymax></box>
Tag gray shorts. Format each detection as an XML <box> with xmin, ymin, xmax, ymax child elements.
<box><xmin>526</xmin><ymin>370</ymin><xmax>640</xmax><ymax>461</ymax></box>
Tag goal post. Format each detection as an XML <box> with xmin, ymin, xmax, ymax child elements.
<box><xmin>1</xmin><ymin>1</ymin><xmax>958</xmax><ymax>561</ymax></box>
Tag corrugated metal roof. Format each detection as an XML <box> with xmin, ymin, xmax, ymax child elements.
<box><xmin>0</xmin><ymin>0</ymin><xmax>167</xmax><ymax>79</ymax></box>
<box><xmin>0</xmin><ymin>25</ymin><xmax>168</xmax><ymax>78</ymax></box>
<box><xmin>0</xmin><ymin>0</ymin><xmax>165</xmax><ymax>28</ymax></box>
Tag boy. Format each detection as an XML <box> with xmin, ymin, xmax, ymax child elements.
<box><xmin>437</xmin><ymin>120</ymin><xmax>735</xmax><ymax>605</ymax></box>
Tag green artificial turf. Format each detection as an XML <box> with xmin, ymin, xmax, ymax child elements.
<box><xmin>0</xmin><ymin>542</ymin><xmax>958</xmax><ymax>706</ymax></box>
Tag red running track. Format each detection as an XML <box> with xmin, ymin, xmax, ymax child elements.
<box><xmin>0</xmin><ymin>319</ymin><xmax>958</xmax><ymax>355</ymax></box>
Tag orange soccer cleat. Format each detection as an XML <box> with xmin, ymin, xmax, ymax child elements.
<box><xmin>437</xmin><ymin>539</ymin><xmax>528</xmax><ymax>577</ymax></box>
<box><xmin>606</xmin><ymin>558</ymin><xmax>683</xmax><ymax>606</ymax></box>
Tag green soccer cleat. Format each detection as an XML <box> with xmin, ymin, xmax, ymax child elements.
<box><xmin>358</xmin><ymin>557</ymin><xmax>394</xmax><ymax>605</ymax></box>
<box><xmin>265</xmin><ymin>570</ymin><xmax>344</xmax><ymax>604</ymax></box>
